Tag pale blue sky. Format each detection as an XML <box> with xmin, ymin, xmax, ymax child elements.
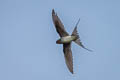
<box><xmin>0</xmin><ymin>0</ymin><xmax>120</xmax><ymax>80</ymax></box>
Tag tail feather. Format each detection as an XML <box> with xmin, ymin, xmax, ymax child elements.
<box><xmin>71</xmin><ymin>18</ymin><xmax>80</xmax><ymax>37</ymax></box>
<box><xmin>71</xmin><ymin>19</ymin><xmax>92</xmax><ymax>52</ymax></box>
<box><xmin>74</xmin><ymin>39</ymin><xmax>92</xmax><ymax>52</ymax></box>
<box><xmin>71</xmin><ymin>26</ymin><xmax>79</xmax><ymax>39</ymax></box>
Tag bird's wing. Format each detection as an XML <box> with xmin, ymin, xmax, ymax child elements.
<box><xmin>63</xmin><ymin>43</ymin><xmax>73</xmax><ymax>74</ymax></box>
<box><xmin>52</xmin><ymin>9</ymin><xmax>69</xmax><ymax>37</ymax></box>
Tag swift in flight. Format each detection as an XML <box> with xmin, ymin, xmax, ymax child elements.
<box><xmin>52</xmin><ymin>9</ymin><xmax>92</xmax><ymax>74</ymax></box>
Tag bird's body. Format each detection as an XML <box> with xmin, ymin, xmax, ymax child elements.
<box><xmin>56</xmin><ymin>36</ymin><xmax>77</xmax><ymax>44</ymax></box>
<box><xmin>52</xmin><ymin>9</ymin><xmax>92</xmax><ymax>74</ymax></box>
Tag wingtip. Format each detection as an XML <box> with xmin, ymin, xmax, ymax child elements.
<box><xmin>69</xmin><ymin>66</ymin><xmax>74</xmax><ymax>74</ymax></box>
<box><xmin>52</xmin><ymin>9</ymin><xmax>55</xmax><ymax>15</ymax></box>
<box><xmin>71</xmin><ymin>71</ymin><xmax>74</xmax><ymax>74</ymax></box>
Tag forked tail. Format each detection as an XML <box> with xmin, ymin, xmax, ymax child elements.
<box><xmin>71</xmin><ymin>19</ymin><xmax>92</xmax><ymax>52</ymax></box>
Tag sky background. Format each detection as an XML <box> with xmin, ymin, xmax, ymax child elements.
<box><xmin>0</xmin><ymin>0</ymin><xmax>120</xmax><ymax>80</ymax></box>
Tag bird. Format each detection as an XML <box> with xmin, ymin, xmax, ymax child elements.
<box><xmin>52</xmin><ymin>9</ymin><xmax>92</xmax><ymax>74</ymax></box>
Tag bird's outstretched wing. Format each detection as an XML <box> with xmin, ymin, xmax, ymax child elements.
<box><xmin>63</xmin><ymin>43</ymin><xmax>73</xmax><ymax>74</ymax></box>
<box><xmin>52</xmin><ymin>9</ymin><xmax>69</xmax><ymax>37</ymax></box>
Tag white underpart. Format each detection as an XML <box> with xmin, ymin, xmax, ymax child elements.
<box><xmin>61</xmin><ymin>36</ymin><xmax>76</xmax><ymax>43</ymax></box>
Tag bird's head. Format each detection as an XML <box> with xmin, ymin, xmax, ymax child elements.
<box><xmin>56</xmin><ymin>39</ymin><xmax>62</xmax><ymax>44</ymax></box>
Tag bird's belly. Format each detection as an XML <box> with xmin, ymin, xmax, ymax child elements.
<box><xmin>61</xmin><ymin>36</ymin><xmax>76</xmax><ymax>43</ymax></box>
